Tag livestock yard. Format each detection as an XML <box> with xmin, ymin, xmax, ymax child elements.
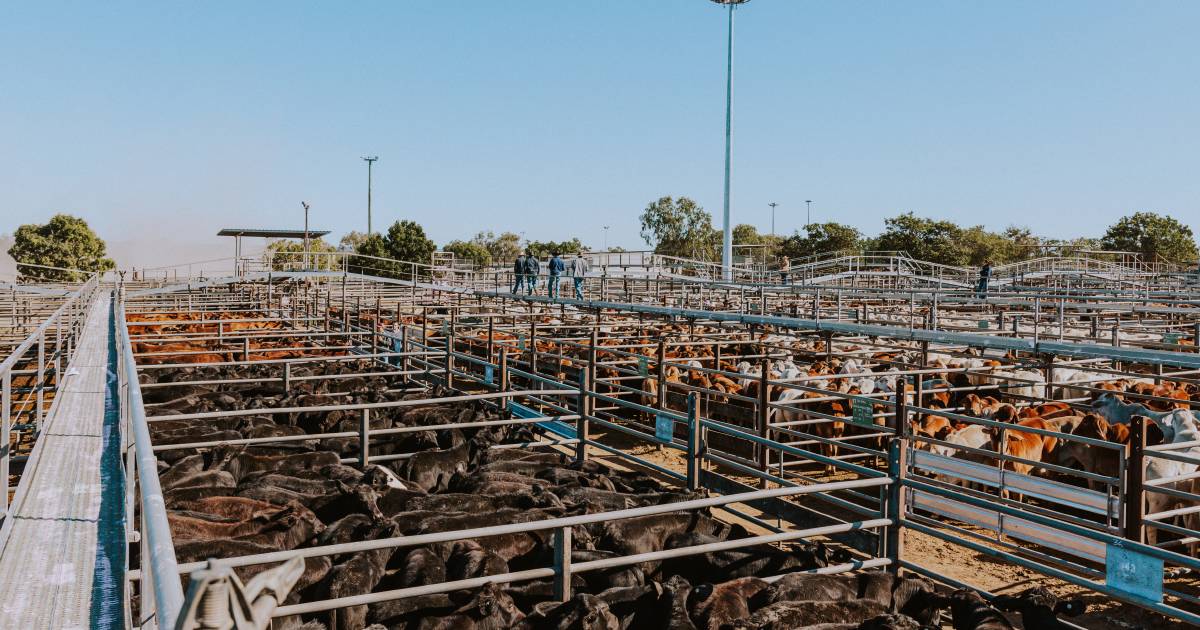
<box><xmin>4</xmin><ymin>252</ymin><xmax>1200</xmax><ymax>629</ymax></box>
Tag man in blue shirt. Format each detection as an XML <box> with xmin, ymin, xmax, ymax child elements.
<box><xmin>548</xmin><ymin>251</ymin><xmax>566</xmax><ymax>299</ymax></box>
<box><xmin>522</xmin><ymin>250</ymin><xmax>540</xmax><ymax>295</ymax></box>
<box><xmin>977</xmin><ymin>261</ymin><xmax>993</xmax><ymax>299</ymax></box>
<box><xmin>511</xmin><ymin>253</ymin><xmax>525</xmax><ymax>294</ymax></box>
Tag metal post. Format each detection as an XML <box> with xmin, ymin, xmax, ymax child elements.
<box><xmin>686</xmin><ymin>392</ymin><xmax>702</xmax><ymax>491</ymax></box>
<box><xmin>1</xmin><ymin>372</ymin><xmax>9</xmax><ymax>515</ymax></box>
<box><xmin>885</xmin><ymin>438</ymin><xmax>908</xmax><ymax>571</ymax></box>
<box><xmin>242</xmin><ymin>336</ymin><xmax>250</xmax><ymax>362</ymax></box>
<box><xmin>576</xmin><ymin>368</ymin><xmax>590</xmax><ymax>463</ymax></box>
<box><xmin>499</xmin><ymin>349</ymin><xmax>510</xmax><ymax>414</ymax></box>
<box><xmin>756</xmin><ymin>357</ymin><xmax>769</xmax><ymax>480</ymax></box>
<box><xmin>359</xmin><ymin>408</ymin><xmax>370</xmax><ymax>469</ymax></box>
<box><xmin>1123</xmin><ymin>416</ymin><xmax>1146</xmax><ymax>543</ymax></box>
<box><xmin>282</xmin><ymin>362</ymin><xmax>291</xmax><ymax>392</ymax></box>
<box><xmin>893</xmin><ymin>376</ymin><xmax>908</xmax><ymax>436</ymax></box>
<box><xmin>719</xmin><ymin>0</ymin><xmax>736</xmax><ymax>281</ymax></box>
<box><xmin>36</xmin><ymin>330</ymin><xmax>44</xmax><ymax>427</ymax></box>
<box><xmin>552</xmin><ymin>527</ymin><xmax>573</xmax><ymax>602</ymax></box>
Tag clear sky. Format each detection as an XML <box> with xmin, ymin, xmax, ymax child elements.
<box><xmin>2</xmin><ymin>1</ymin><xmax>1197</xmax><ymax>267</ymax></box>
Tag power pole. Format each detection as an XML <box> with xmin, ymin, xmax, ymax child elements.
<box><xmin>301</xmin><ymin>201</ymin><xmax>311</xmax><ymax>270</ymax></box>
<box><xmin>362</xmin><ymin>156</ymin><xmax>379</xmax><ymax>234</ymax></box>
<box><xmin>768</xmin><ymin>202</ymin><xmax>778</xmax><ymax>238</ymax></box>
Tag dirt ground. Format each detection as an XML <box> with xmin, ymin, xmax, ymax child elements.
<box><xmin>576</xmin><ymin>427</ymin><xmax>1193</xmax><ymax>630</ymax></box>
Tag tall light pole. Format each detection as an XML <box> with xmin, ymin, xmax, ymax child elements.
<box><xmin>805</xmin><ymin>200</ymin><xmax>813</xmax><ymax>227</ymax></box>
<box><xmin>301</xmin><ymin>201</ymin><xmax>311</xmax><ymax>270</ymax></box>
<box><xmin>603</xmin><ymin>225</ymin><xmax>610</xmax><ymax>252</ymax></box>
<box><xmin>711</xmin><ymin>0</ymin><xmax>750</xmax><ymax>280</ymax></box>
<box><xmin>768</xmin><ymin>202</ymin><xmax>778</xmax><ymax>238</ymax></box>
<box><xmin>362</xmin><ymin>156</ymin><xmax>379</xmax><ymax>234</ymax></box>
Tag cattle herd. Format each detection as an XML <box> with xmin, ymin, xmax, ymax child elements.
<box><xmin>123</xmin><ymin>302</ymin><xmax>1200</xmax><ymax>629</ymax></box>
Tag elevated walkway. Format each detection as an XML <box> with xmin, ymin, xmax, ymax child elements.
<box><xmin>0</xmin><ymin>293</ymin><xmax>124</xmax><ymax>629</ymax></box>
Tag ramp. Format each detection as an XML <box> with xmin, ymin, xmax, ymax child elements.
<box><xmin>0</xmin><ymin>293</ymin><xmax>124</xmax><ymax>629</ymax></box>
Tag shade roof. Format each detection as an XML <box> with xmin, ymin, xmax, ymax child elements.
<box><xmin>217</xmin><ymin>228</ymin><xmax>331</xmax><ymax>238</ymax></box>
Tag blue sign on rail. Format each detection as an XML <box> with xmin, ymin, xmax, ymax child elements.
<box><xmin>1106</xmin><ymin>543</ymin><xmax>1163</xmax><ymax>603</ymax></box>
<box><xmin>655</xmin><ymin>414</ymin><xmax>674</xmax><ymax>443</ymax></box>
<box><xmin>510</xmin><ymin>402</ymin><xmax>576</xmax><ymax>439</ymax></box>
<box><xmin>484</xmin><ymin>365</ymin><xmax>494</xmax><ymax>385</ymax></box>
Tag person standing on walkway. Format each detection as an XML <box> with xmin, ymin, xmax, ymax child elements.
<box><xmin>523</xmin><ymin>250</ymin><xmax>540</xmax><ymax>295</ymax></box>
<box><xmin>569</xmin><ymin>254</ymin><xmax>589</xmax><ymax>300</ymax></box>
<box><xmin>977</xmin><ymin>260</ymin><xmax>993</xmax><ymax>299</ymax></box>
<box><xmin>512</xmin><ymin>252</ymin><xmax>526</xmax><ymax>294</ymax></box>
<box><xmin>548</xmin><ymin>251</ymin><xmax>565</xmax><ymax>299</ymax></box>
<box><xmin>779</xmin><ymin>256</ymin><xmax>791</xmax><ymax>285</ymax></box>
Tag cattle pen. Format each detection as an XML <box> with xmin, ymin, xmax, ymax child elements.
<box><xmin>2</xmin><ymin>253</ymin><xmax>1200</xmax><ymax>629</ymax></box>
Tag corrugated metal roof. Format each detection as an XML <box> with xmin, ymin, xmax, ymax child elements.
<box><xmin>217</xmin><ymin>228</ymin><xmax>331</xmax><ymax>238</ymax></box>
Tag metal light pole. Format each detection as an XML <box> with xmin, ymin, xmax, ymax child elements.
<box><xmin>805</xmin><ymin>199</ymin><xmax>813</xmax><ymax>227</ymax></box>
<box><xmin>768</xmin><ymin>202</ymin><xmax>778</xmax><ymax>238</ymax></box>
<box><xmin>362</xmin><ymin>156</ymin><xmax>379</xmax><ymax>234</ymax></box>
<box><xmin>711</xmin><ymin>0</ymin><xmax>750</xmax><ymax>280</ymax></box>
<box><xmin>301</xmin><ymin>201</ymin><xmax>311</xmax><ymax>270</ymax></box>
<box><xmin>603</xmin><ymin>226</ymin><xmax>610</xmax><ymax>252</ymax></box>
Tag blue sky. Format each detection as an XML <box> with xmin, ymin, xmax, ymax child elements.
<box><xmin>2</xmin><ymin>1</ymin><xmax>1197</xmax><ymax>266</ymax></box>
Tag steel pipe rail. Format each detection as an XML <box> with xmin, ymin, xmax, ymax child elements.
<box><xmin>116</xmin><ymin>298</ymin><xmax>186</xmax><ymax>628</ymax></box>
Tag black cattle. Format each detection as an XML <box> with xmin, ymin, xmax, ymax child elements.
<box><xmin>519</xmin><ymin>593</ymin><xmax>621</xmax><ymax>630</ymax></box>
<box><xmin>728</xmin><ymin>599</ymin><xmax>888</xmax><ymax>629</ymax></box>
<box><xmin>766</xmin><ymin>571</ymin><xmax>941</xmax><ymax>624</ymax></box>
<box><xmin>993</xmin><ymin>587</ymin><xmax>1086</xmax><ymax>630</ymax></box>
<box><xmin>415</xmin><ymin>582</ymin><xmax>525</xmax><ymax>630</ymax></box>
<box><xmin>400</xmin><ymin>442</ymin><xmax>471</xmax><ymax>492</ymax></box>
<box><xmin>929</xmin><ymin>590</ymin><xmax>1014</xmax><ymax>630</ymax></box>
<box><xmin>688</xmin><ymin>577</ymin><xmax>770</xmax><ymax>630</ymax></box>
<box><xmin>659</xmin><ymin>533</ymin><xmax>844</xmax><ymax>581</ymax></box>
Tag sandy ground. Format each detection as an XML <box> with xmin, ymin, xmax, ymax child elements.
<box><xmin>577</xmin><ymin>426</ymin><xmax>1193</xmax><ymax>630</ymax></box>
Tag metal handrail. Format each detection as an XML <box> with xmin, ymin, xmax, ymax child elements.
<box><xmin>115</xmin><ymin>296</ymin><xmax>186</xmax><ymax>629</ymax></box>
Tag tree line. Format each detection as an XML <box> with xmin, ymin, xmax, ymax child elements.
<box><xmin>8</xmin><ymin>204</ymin><xmax>1197</xmax><ymax>282</ymax></box>
<box><xmin>639</xmin><ymin>196</ymin><xmax>1199</xmax><ymax>267</ymax></box>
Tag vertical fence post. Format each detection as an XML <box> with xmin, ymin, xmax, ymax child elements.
<box><xmin>553</xmin><ymin>526</ymin><xmax>573</xmax><ymax>602</ymax></box>
<box><xmin>893</xmin><ymin>375</ymin><xmax>908</xmax><ymax>436</ymax></box>
<box><xmin>359</xmin><ymin>408</ymin><xmax>371</xmax><ymax>469</ymax></box>
<box><xmin>1123</xmin><ymin>415</ymin><xmax>1146</xmax><ymax>544</ymax></box>
<box><xmin>445</xmin><ymin>317</ymin><xmax>455</xmax><ymax>391</ymax></box>
<box><xmin>885</xmin><ymin>437</ymin><xmax>908</xmax><ymax>572</ymax></box>
<box><xmin>282</xmin><ymin>362</ymin><xmax>291</xmax><ymax>392</ymax></box>
<box><xmin>242</xmin><ymin>336</ymin><xmax>250</xmax><ymax>362</ymax></box>
<box><xmin>576</xmin><ymin>368</ymin><xmax>590</xmax><ymax>463</ymax></box>
<box><xmin>686</xmin><ymin>392</ymin><xmax>701</xmax><ymax>491</ymax></box>
<box><xmin>499</xmin><ymin>349</ymin><xmax>510</xmax><ymax>415</ymax></box>
<box><xmin>656</xmin><ymin>339</ymin><xmax>667</xmax><ymax>412</ymax></box>
<box><xmin>1</xmin><ymin>372</ymin><xmax>9</xmax><ymax>516</ymax></box>
<box><xmin>36</xmin><ymin>329</ymin><xmax>45</xmax><ymax>428</ymax></box>
<box><xmin>400</xmin><ymin>324</ymin><xmax>410</xmax><ymax>382</ymax></box>
<box><xmin>757</xmin><ymin>358</ymin><xmax>770</xmax><ymax>482</ymax></box>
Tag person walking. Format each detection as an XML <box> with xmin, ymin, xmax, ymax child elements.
<box><xmin>548</xmin><ymin>251</ymin><xmax>566</xmax><ymax>299</ymax></box>
<box><xmin>779</xmin><ymin>256</ymin><xmax>791</xmax><ymax>285</ymax></box>
<box><xmin>977</xmin><ymin>260</ymin><xmax>993</xmax><ymax>299</ymax></box>
<box><xmin>512</xmin><ymin>252</ymin><xmax>526</xmax><ymax>294</ymax></box>
<box><xmin>523</xmin><ymin>250</ymin><xmax>540</xmax><ymax>295</ymax></box>
<box><xmin>569</xmin><ymin>253</ymin><xmax>589</xmax><ymax>300</ymax></box>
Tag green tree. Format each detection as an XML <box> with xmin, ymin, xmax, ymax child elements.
<box><xmin>733</xmin><ymin>224</ymin><xmax>763</xmax><ymax>246</ymax></box>
<box><xmin>382</xmin><ymin>220</ymin><xmax>437</xmax><ymax>264</ymax></box>
<box><xmin>639</xmin><ymin>196</ymin><xmax>720</xmax><ymax>261</ymax></box>
<box><xmin>8</xmin><ymin>214</ymin><xmax>115</xmax><ymax>281</ymax></box>
<box><xmin>444</xmin><ymin>240</ymin><xmax>492</xmax><ymax>267</ymax></box>
<box><xmin>874</xmin><ymin>213</ymin><xmax>969</xmax><ymax>266</ymax></box>
<box><xmin>526</xmin><ymin>238</ymin><xmax>586</xmax><ymax>259</ymax></box>
<box><xmin>265</xmin><ymin>238</ymin><xmax>339</xmax><ymax>270</ymax></box>
<box><xmin>338</xmin><ymin>231</ymin><xmax>368</xmax><ymax>252</ymax></box>
<box><xmin>471</xmin><ymin>231</ymin><xmax>523</xmax><ymax>264</ymax></box>
<box><xmin>779</xmin><ymin>222</ymin><xmax>863</xmax><ymax>260</ymax></box>
<box><xmin>1100</xmin><ymin>212</ymin><xmax>1198</xmax><ymax>263</ymax></box>
<box><xmin>346</xmin><ymin>220</ymin><xmax>436</xmax><ymax>278</ymax></box>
